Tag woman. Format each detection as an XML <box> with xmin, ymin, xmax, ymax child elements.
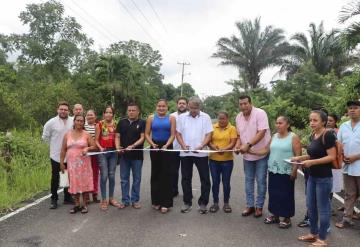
<box><xmin>60</xmin><ymin>114</ymin><xmax>96</xmax><ymax>214</ymax></box>
<box><xmin>145</xmin><ymin>99</ymin><xmax>176</xmax><ymax>213</ymax></box>
<box><xmin>250</xmin><ymin>116</ymin><xmax>301</xmax><ymax>228</ymax></box>
<box><xmin>208</xmin><ymin>111</ymin><xmax>237</xmax><ymax>213</ymax></box>
<box><xmin>293</xmin><ymin>110</ymin><xmax>336</xmax><ymax>247</ymax></box>
<box><xmin>95</xmin><ymin>106</ymin><xmax>120</xmax><ymax>210</ymax></box>
<box><xmin>85</xmin><ymin>110</ymin><xmax>100</xmax><ymax>203</ymax></box>
<box><xmin>327</xmin><ymin>114</ymin><xmax>343</xmax><ymax>211</ymax></box>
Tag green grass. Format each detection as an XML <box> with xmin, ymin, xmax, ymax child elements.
<box><xmin>0</xmin><ymin>130</ymin><xmax>50</xmax><ymax>212</ymax></box>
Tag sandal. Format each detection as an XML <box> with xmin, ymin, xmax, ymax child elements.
<box><xmin>69</xmin><ymin>206</ymin><xmax>81</xmax><ymax>214</ymax></box>
<box><xmin>298</xmin><ymin>234</ymin><xmax>318</xmax><ymax>242</ymax></box>
<box><xmin>279</xmin><ymin>219</ymin><xmax>292</xmax><ymax>229</ymax></box>
<box><xmin>223</xmin><ymin>204</ymin><xmax>232</xmax><ymax>213</ymax></box>
<box><xmin>81</xmin><ymin>206</ymin><xmax>88</xmax><ymax>214</ymax></box>
<box><xmin>209</xmin><ymin>204</ymin><xmax>219</xmax><ymax>213</ymax></box>
<box><xmin>100</xmin><ymin>200</ymin><xmax>108</xmax><ymax>211</ymax></box>
<box><xmin>308</xmin><ymin>239</ymin><xmax>327</xmax><ymax>247</ymax></box>
<box><xmin>132</xmin><ymin>202</ymin><xmax>141</xmax><ymax>209</ymax></box>
<box><xmin>160</xmin><ymin>207</ymin><xmax>169</xmax><ymax>214</ymax></box>
<box><xmin>264</xmin><ymin>215</ymin><xmax>280</xmax><ymax>224</ymax></box>
<box><xmin>118</xmin><ymin>203</ymin><xmax>129</xmax><ymax>209</ymax></box>
<box><xmin>109</xmin><ymin>199</ymin><xmax>121</xmax><ymax>208</ymax></box>
<box><xmin>335</xmin><ymin>219</ymin><xmax>354</xmax><ymax>229</ymax></box>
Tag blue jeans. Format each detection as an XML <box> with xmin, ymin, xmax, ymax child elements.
<box><xmin>306</xmin><ymin>176</ymin><xmax>332</xmax><ymax>240</ymax></box>
<box><xmin>120</xmin><ymin>158</ymin><xmax>143</xmax><ymax>205</ymax></box>
<box><xmin>243</xmin><ymin>156</ymin><xmax>268</xmax><ymax>208</ymax></box>
<box><xmin>209</xmin><ymin>160</ymin><xmax>234</xmax><ymax>203</ymax></box>
<box><xmin>97</xmin><ymin>152</ymin><xmax>117</xmax><ymax>200</ymax></box>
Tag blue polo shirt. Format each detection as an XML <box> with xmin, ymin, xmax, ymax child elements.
<box><xmin>338</xmin><ymin>120</ymin><xmax>360</xmax><ymax>176</ymax></box>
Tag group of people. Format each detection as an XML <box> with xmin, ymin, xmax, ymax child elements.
<box><xmin>42</xmin><ymin>96</ymin><xmax>360</xmax><ymax>247</ymax></box>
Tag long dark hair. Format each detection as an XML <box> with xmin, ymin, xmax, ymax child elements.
<box><xmin>73</xmin><ymin>114</ymin><xmax>85</xmax><ymax>130</ymax></box>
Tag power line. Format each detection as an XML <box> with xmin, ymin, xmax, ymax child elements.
<box><xmin>68</xmin><ymin>0</ymin><xmax>120</xmax><ymax>42</ymax></box>
<box><xmin>145</xmin><ymin>0</ymin><xmax>168</xmax><ymax>33</ymax></box>
<box><xmin>59</xmin><ymin>0</ymin><xmax>114</xmax><ymax>44</ymax></box>
<box><xmin>116</xmin><ymin>0</ymin><xmax>162</xmax><ymax>48</ymax></box>
<box><xmin>129</xmin><ymin>0</ymin><xmax>160</xmax><ymax>35</ymax></box>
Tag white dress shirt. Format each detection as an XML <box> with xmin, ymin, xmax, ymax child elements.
<box><xmin>42</xmin><ymin>116</ymin><xmax>73</xmax><ymax>162</ymax></box>
<box><xmin>176</xmin><ymin>111</ymin><xmax>213</xmax><ymax>157</ymax></box>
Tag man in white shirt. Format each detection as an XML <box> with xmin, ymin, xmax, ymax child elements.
<box><xmin>42</xmin><ymin>101</ymin><xmax>74</xmax><ymax>209</ymax></box>
<box><xmin>170</xmin><ymin>97</ymin><xmax>188</xmax><ymax>197</ymax></box>
<box><xmin>176</xmin><ymin>96</ymin><xmax>213</xmax><ymax>214</ymax></box>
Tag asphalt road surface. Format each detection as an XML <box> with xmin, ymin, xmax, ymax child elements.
<box><xmin>0</xmin><ymin>154</ymin><xmax>359</xmax><ymax>247</ymax></box>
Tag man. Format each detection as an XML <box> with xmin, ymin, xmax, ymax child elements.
<box><xmin>42</xmin><ymin>101</ymin><xmax>74</xmax><ymax>209</ymax></box>
<box><xmin>176</xmin><ymin>96</ymin><xmax>213</xmax><ymax>214</ymax></box>
<box><xmin>73</xmin><ymin>103</ymin><xmax>83</xmax><ymax>115</ymax></box>
<box><xmin>115</xmin><ymin>103</ymin><xmax>146</xmax><ymax>209</ymax></box>
<box><xmin>170</xmin><ymin>97</ymin><xmax>188</xmax><ymax>197</ymax></box>
<box><xmin>336</xmin><ymin>100</ymin><xmax>360</xmax><ymax>228</ymax></box>
<box><xmin>235</xmin><ymin>95</ymin><xmax>271</xmax><ymax>218</ymax></box>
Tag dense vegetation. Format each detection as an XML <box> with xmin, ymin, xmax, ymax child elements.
<box><xmin>1</xmin><ymin>0</ymin><xmax>360</xmax><ymax>212</ymax></box>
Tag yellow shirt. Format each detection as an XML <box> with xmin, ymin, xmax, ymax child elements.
<box><xmin>209</xmin><ymin>123</ymin><xmax>237</xmax><ymax>161</ymax></box>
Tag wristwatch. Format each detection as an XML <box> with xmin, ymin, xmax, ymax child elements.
<box><xmin>247</xmin><ymin>142</ymin><xmax>253</xmax><ymax>148</ymax></box>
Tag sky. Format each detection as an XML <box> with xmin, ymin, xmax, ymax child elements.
<box><xmin>0</xmin><ymin>0</ymin><xmax>348</xmax><ymax>97</ymax></box>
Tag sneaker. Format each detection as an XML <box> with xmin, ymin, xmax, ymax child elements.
<box><xmin>297</xmin><ymin>217</ymin><xmax>310</xmax><ymax>227</ymax></box>
<box><xmin>49</xmin><ymin>199</ymin><xmax>58</xmax><ymax>209</ymax></box>
<box><xmin>180</xmin><ymin>204</ymin><xmax>192</xmax><ymax>213</ymax></box>
<box><xmin>199</xmin><ymin>204</ymin><xmax>208</xmax><ymax>214</ymax></box>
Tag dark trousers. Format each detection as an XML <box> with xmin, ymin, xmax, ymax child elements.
<box><xmin>181</xmin><ymin>156</ymin><xmax>211</xmax><ymax>206</ymax></box>
<box><xmin>50</xmin><ymin>159</ymin><xmax>72</xmax><ymax>201</ymax></box>
<box><xmin>171</xmin><ymin>152</ymin><xmax>181</xmax><ymax>195</ymax></box>
<box><xmin>150</xmin><ymin>141</ymin><xmax>173</xmax><ymax>208</ymax></box>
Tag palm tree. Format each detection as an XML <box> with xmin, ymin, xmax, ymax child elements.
<box><xmin>212</xmin><ymin>17</ymin><xmax>290</xmax><ymax>90</ymax></box>
<box><xmin>281</xmin><ymin>22</ymin><xmax>353</xmax><ymax>77</ymax></box>
<box><xmin>339</xmin><ymin>0</ymin><xmax>360</xmax><ymax>48</ymax></box>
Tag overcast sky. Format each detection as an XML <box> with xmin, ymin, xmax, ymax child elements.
<box><xmin>0</xmin><ymin>0</ymin><xmax>348</xmax><ymax>97</ymax></box>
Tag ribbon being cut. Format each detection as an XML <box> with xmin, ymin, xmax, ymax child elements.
<box><xmin>86</xmin><ymin>148</ymin><xmax>237</xmax><ymax>156</ymax></box>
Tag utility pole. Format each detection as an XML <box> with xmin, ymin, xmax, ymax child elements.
<box><xmin>177</xmin><ymin>62</ymin><xmax>190</xmax><ymax>96</ymax></box>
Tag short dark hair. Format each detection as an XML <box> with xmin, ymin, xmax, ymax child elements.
<box><xmin>239</xmin><ymin>95</ymin><xmax>251</xmax><ymax>103</ymax></box>
<box><xmin>127</xmin><ymin>102</ymin><xmax>140</xmax><ymax>110</ymax></box>
<box><xmin>217</xmin><ymin>111</ymin><xmax>229</xmax><ymax>118</ymax></box>
<box><xmin>177</xmin><ymin>97</ymin><xmax>188</xmax><ymax>104</ymax></box>
<box><xmin>58</xmin><ymin>101</ymin><xmax>69</xmax><ymax>109</ymax></box>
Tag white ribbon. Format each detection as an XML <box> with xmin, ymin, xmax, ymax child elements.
<box><xmin>87</xmin><ymin>148</ymin><xmax>236</xmax><ymax>156</ymax></box>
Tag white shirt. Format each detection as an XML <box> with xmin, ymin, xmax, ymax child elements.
<box><xmin>42</xmin><ymin>116</ymin><xmax>73</xmax><ymax>162</ymax></box>
<box><xmin>176</xmin><ymin>111</ymin><xmax>213</xmax><ymax>157</ymax></box>
<box><xmin>171</xmin><ymin>111</ymin><xmax>188</xmax><ymax>150</ymax></box>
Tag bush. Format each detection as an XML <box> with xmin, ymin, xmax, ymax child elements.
<box><xmin>0</xmin><ymin>129</ymin><xmax>50</xmax><ymax>212</ymax></box>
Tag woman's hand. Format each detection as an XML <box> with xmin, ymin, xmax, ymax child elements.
<box><xmin>151</xmin><ymin>143</ymin><xmax>159</xmax><ymax>149</ymax></box>
<box><xmin>82</xmin><ymin>147</ymin><xmax>89</xmax><ymax>155</ymax></box>
<box><xmin>60</xmin><ymin>163</ymin><xmax>66</xmax><ymax>173</ymax></box>
<box><xmin>291</xmin><ymin>156</ymin><xmax>305</xmax><ymax>162</ymax></box>
<box><xmin>301</xmin><ymin>160</ymin><xmax>314</xmax><ymax>168</ymax></box>
<box><xmin>161</xmin><ymin>144</ymin><xmax>168</xmax><ymax>150</ymax></box>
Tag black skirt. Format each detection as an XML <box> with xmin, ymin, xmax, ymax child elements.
<box><xmin>268</xmin><ymin>172</ymin><xmax>295</xmax><ymax>217</ymax></box>
<box><xmin>150</xmin><ymin>140</ymin><xmax>173</xmax><ymax>208</ymax></box>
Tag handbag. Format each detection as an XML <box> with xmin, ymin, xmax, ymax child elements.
<box><xmin>59</xmin><ymin>170</ymin><xmax>69</xmax><ymax>188</ymax></box>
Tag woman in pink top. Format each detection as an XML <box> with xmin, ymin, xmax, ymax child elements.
<box><xmin>60</xmin><ymin>115</ymin><xmax>97</xmax><ymax>214</ymax></box>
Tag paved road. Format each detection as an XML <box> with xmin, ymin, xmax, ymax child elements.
<box><xmin>0</xmin><ymin>155</ymin><xmax>359</xmax><ymax>247</ymax></box>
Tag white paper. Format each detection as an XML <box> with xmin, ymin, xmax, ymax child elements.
<box><xmin>59</xmin><ymin>170</ymin><xmax>69</xmax><ymax>188</ymax></box>
<box><xmin>284</xmin><ymin>159</ymin><xmax>303</xmax><ymax>165</ymax></box>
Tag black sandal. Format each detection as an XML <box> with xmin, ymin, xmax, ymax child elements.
<box><xmin>279</xmin><ymin>219</ymin><xmax>292</xmax><ymax>229</ymax></box>
<box><xmin>70</xmin><ymin>206</ymin><xmax>81</xmax><ymax>214</ymax></box>
<box><xmin>81</xmin><ymin>206</ymin><xmax>88</xmax><ymax>214</ymax></box>
<box><xmin>264</xmin><ymin>215</ymin><xmax>280</xmax><ymax>224</ymax></box>
<box><xmin>209</xmin><ymin>204</ymin><xmax>219</xmax><ymax>213</ymax></box>
<box><xmin>223</xmin><ymin>204</ymin><xmax>232</xmax><ymax>213</ymax></box>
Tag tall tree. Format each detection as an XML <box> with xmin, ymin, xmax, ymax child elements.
<box><xmin>9</xmin><ymin>0</ymin><xmax>92</xmax><ymax>82</ymax></box>
<box><xmin>281</xmin><ymin>22</ymin><xmax>353</xmax><ymax>77</ymax></box>
<box><xmin>212</xmin><ymin>17</ymin><xmax>290</xmax><ymax>89</ymax></box>
<box><xmin>339</xmin><ymin>0</ymin><xmax>360</xmax><ymax>48</ymax></box>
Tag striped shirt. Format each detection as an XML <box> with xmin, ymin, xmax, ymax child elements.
<box><xmin>84</xmin><ymin>123</ymin><xmax>96</xmax><ymax>139</ymax></box>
